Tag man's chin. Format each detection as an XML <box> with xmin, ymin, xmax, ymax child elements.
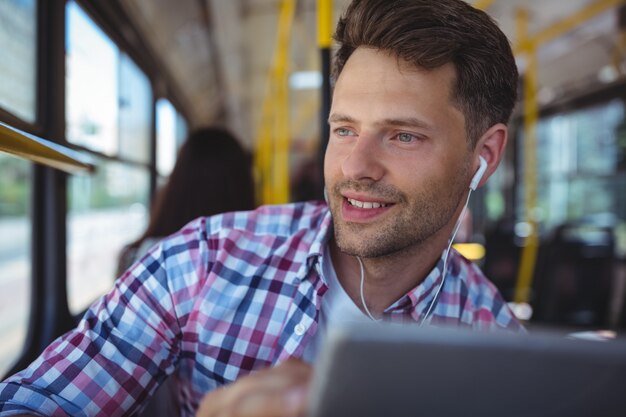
<box><xmin>332</xmin><ymin>228</ymin><xmax>364</xmax><ymax>257</ymax></box>
<box><xmin>334</xmin><ymin>232</ymin><xmax>385</xmax><ymax>258</ymax></box>
<box><xmin>334</xmin><ymin>242</ymin><xmax>361</xmax><ymax>258</ymax></box>
<box><xmin>334</xmin><ymin>226</ymin><xmax>423</xmax><ymax>259</ymax></box>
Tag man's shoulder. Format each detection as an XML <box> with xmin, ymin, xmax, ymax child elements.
<box><xmin>161</xmin><ymin>201</ymin><xmax>331</xmax><ymax>260</ymax></box>
<box><xmin>205</xmin><ymin>200</ymin><xmax>330</xmax><ymax>237</ymax></box>
<box><xmin>450</xmin><ymin>249</ymin><xmax>498</xmax><ymax>293</ymax></box>
<box><xmin>449</xmin><ymin>249</ymin><xmax>522</xmax><ymax>331</ymax></box>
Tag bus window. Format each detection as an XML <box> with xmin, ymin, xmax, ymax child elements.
<box><xmin>176</xmin><ymin>110</ymin><xmax>188</xmax><ymax>151</ymax></box>
<box><xmin>65</xmin><ymin>1</ymin><xmax>152</xmax><ymax>314</ymax></box>
<box><xmin>521</xmin><ymin>99</ymin><xmax>626</xmax><ymax>233</ymax></box>
<box><xmin>0</xmin><ymin>154</ymin><xmax>31</xmax><ymax>376</ymax></box>
<box><xmin>0</xmin><ymin>0</ymin><xmax>37</xmax><ymax>123</ymax></box>
<box><xmin>0</xmin><ymin>0</ymin><xmax>36</xmax><ymax>377</ymax></box>
<box><xmin>156</xmin><ymin>98</ymin><xmax>178</xmax><ymax>178</ymax></box>
<box><xmin>118</xmin><ymin>53</ymin><xmax>152</xmax><ymax>165</ymax></box>
<box><xmin>67</xmin><ymin>159</ymin><xmax>149</xmax><ymax>313</ymax></box>
<box><xmin>66</xmin><ymin>1</ymin><xmax>118</xmax><ymax>156</ymax></box>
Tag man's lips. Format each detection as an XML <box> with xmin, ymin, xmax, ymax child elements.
<box><xmin>340</xmin><ymin>194</ymin><xmax>395</xmax><ymax>222</ymax></box>
<box><xmin>341</xmin><ymin>191</ymin><xmax>395</xmax><ymax>208</ymax></box>
<box><xmin>345</xmin><ymin>197</ymin><xmax>390</xmax><ymax>209</ymax></box>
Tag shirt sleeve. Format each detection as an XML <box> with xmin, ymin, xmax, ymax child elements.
<box><xmin>0</xmin><ymin>238</ymin><xmax>189</xmax><ymax>417</ymax></box>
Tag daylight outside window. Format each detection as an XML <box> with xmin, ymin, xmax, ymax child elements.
<box><xmin>0</xmin><ymin>0</ymin><xmax>37</xmax><ymax>123</ymax></box>
<box><xmin>67</xmin><ymin>159</ymin><xmax>149</xmax><ymax>313</ymax></box>
<box><xmin>0</xmin><ymin>154</ymin><xmax>31</xmax><ymax>377</ymax></box>
<box><xmin>66</xmin><ymin>1</ymin><xmax>118</xmax><ymax>156</ymax></box>
<box><xmin>65</xmin><ymin>1</ymin><xmax>152</xmax><ymax>314</ymax></box>
<box><xmin>156</xmin><ymin>98</ymin><xmax>178</xmax><ymax>177</ymax></box>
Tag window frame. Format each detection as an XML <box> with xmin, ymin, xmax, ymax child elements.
<box><xmin>2</xmin><ymin>0</ymin><xmax>190</xmax><ymax>378</ymax></box>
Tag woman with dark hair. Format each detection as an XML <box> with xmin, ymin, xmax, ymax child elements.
<box><xmin>116</xmin><ymin>126</ymin><xmax>255</xmax><ymax>277</ymax></box>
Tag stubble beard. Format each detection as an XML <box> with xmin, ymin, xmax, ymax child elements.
<box><xmin>330</xmin><ymin>169</ymin><xmax>469</xmax><ymax>259</ymax></box>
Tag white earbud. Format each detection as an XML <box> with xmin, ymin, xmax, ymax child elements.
<box><xmin>469</xmin><ymin>156</ymin><xmax>487</xmax><ymax>191</ymax></box>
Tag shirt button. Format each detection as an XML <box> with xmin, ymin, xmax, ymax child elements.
<box><xmin>294</xmin><ymin>323</ymin><xmax>306</xmax><ymax>336</ymax></box>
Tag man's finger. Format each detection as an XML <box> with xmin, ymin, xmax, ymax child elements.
<box><xmin>196</xmin><ymin>359</ymin><xmax>312</xmax><ymax>417</ymax></box>
<box><xmin>231</xmin><ymin>385</ymin><xmax>309</xmax><ymax>417</ymax></box>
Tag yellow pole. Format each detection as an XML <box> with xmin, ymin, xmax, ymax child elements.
<box><xmin>272</xmin><ymin>0</ymin><xmax>296</xmax><ymax>204</ymax></box>
<box><xmin>257</xmin><ymin>96</ymin><xmax>274</xmax><ymax>205</ymax></box>
<box><xmin>513</xmin><ymin>8</ymin><xmax>539</xmax><ymax>304</ymax></box>
<box><xmin>254</xmin><ymin>0</ymin><xmax>296</xmax><ymax>205</ymax></box>
<box><xmin>317</xmin><ymin>0</ymin><xmax>333</xmax><ymax>48</ymax></box>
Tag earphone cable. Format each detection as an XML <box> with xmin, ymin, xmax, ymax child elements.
<box><xmin>420</xmin><ymin>188</ymin><xmax>473</xmax><ymax>325</ymax></box>
<box><xmin>357</xmin><ymin>256</ymin><xmax>381</xmax><ymax>321</ymax></box>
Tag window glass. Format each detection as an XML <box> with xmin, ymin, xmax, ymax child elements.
<box><xmin>0</xmin><ymin>0</ymin><xmax>37</xmax><ymax>122</ymax></box>
<box><xmin>65</xmin><ymin>1</ymin><xmax>153</xmax><ymax>314</ymax></box>
<box><xmin>67</xmin><ymin>159</ymin><xmax>149</xmax><ymax>314</ymax></box>
<box><xmin>156</xmin><ymin>98</ymin><xmax>178</xmax><ymax>177</ymax></box>
<box><xmin>118</xmin><ymin>53</ymin><xmax>152</xmax><ymax>164</ymax></box>
<box><xmin>66</xmin><ymin>1</ymin><xmax>119</xmax><ymax>155</ymax></box>
<box><xmin>484</xmin><ymin>153</ymin><xmax>510</xmax><ymax>222</ymax></box>
<box><xmin>519</xmin><ymin>99</ymin><xmax>625</xmax><ymax>233</ymax></box>
<box><xmin>176</xmin><ymin>111</ymin><xmax>188</xmax><ymax>149</ymax></box>
<box><xmin>0</xmin><ymin>154</ymin><xmax>30</xmax><ymax>376</ymax></box>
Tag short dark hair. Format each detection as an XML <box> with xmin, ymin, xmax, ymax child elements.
<box><xmin>333</xmin><ymin>0</ymin><xmax>518</xmax><ymax>147</ymax></box>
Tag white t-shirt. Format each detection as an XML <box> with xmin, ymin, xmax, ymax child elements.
<box><xmin>302</xmin><ymin>244</ymin><xmax>373</xmax><ymax>362</ymax></box>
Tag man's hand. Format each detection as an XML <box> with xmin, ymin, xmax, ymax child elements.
<box><xmin>196</xmin><ymin>358</ymin><xmax>312</xmax><ymax>417</ymax></box>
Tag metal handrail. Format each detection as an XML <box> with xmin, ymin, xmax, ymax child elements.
<box><xmin>0</xmin><ymin>121</ymin><xmax>95</xmax><ymax>174</ymax></box>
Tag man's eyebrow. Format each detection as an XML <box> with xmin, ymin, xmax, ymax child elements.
<box><xmin>328</xmin><ymin>113</ymin><xmax>357</xmax><ymax>124</ymax></box>
<box><xmin>328</xmin><ymin>114</ymin><xmax>435</xmax><ymax>131</ymax></box>
<box><xmin>378</xmin><ymin>117</ymin><xmax>434</xmax><ymax>130</ymax></box>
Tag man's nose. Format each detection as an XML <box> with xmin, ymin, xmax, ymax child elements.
<box><xmin>341</xmin><ymin>134</ymin><xmax>385</xmax><ymax>182</ymax></box>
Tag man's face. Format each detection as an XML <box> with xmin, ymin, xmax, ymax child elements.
<box><xmin>324</xmin><ymin>47</ymin><xmax>472</xmax><ymax>258</ymax></box>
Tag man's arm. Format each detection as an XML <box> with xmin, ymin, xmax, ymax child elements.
<box><xmin>0</xmin><ymin>240</ymin><xmax>185</xmax><ymax>416</ymax></box>
<box><xmin>196</xmin><ymin>359</ymin><xmax>312</xmax><ymax>417</ymax></box>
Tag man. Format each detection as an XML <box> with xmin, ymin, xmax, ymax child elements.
<box><xmin>0</xmin><ymin>0</ymin><xmax>521</xmax><ymax>416</ymax></box>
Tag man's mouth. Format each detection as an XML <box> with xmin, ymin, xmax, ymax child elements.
<box><xmin>346</xmin><ymin>198</ymin><xmax>391</xmax><ymax>209</ymax></box>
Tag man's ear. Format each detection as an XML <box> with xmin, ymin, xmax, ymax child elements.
<box><xmin>472</xmin><ymin>123</ymin><xmax>508</xmax><ymax>188</ymax></box>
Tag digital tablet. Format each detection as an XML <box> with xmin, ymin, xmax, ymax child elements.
<box><xmin>308</xmin><ymin>323</ymin><xmax>626</xmax><ymax>417</ymax></box>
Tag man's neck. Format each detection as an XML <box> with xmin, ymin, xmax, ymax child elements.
<box><xmin>328</xmin><ymin>234</ymin><xmax>449</xmax><ymax>317</ymax></box>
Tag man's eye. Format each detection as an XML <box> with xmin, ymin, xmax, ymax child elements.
<box><xmin>397</xmin><ymin>132</ymin><xmax>417</xmax><ymax>143</ymax></box>
<box><xmin>335</xmin><ymin>128</ymin><xmax>354</xmax><ymax>136</ymax></box>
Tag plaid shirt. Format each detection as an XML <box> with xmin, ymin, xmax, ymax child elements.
<box><xmin>0</xmin><ymin>202</ymin><xmax>521</xmax><ymax>416</ymax></box>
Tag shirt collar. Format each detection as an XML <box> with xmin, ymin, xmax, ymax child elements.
<box><xmin>303</xmin><ymin>204</ymin><xmax>334</xmax><ymax>276</ymax></box>
<box><xmin>387</xmin><ymin>249</ymin><xmax>459</xmax><ymax>321</ymax></box>
<box><xmin>290</xmin><ymin>204</ymin><xmax>333</xmax><ymax>287</ymax></box>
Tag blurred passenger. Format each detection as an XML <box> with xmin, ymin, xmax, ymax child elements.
<box><xmin>116</xmin><ymin>126</ymin><xmax>255</xmax><ymax>277</ymax></box>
